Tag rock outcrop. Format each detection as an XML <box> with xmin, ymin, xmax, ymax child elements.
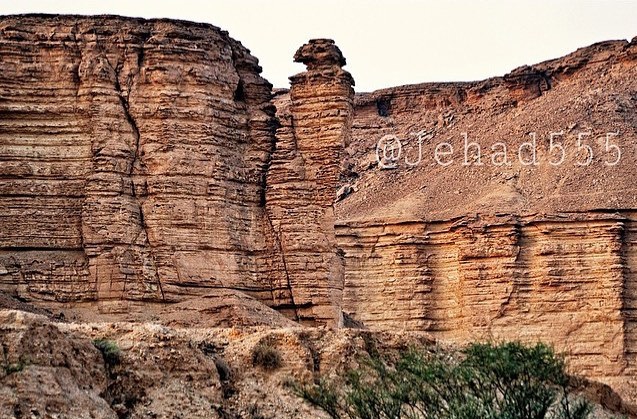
<box><xmin>0</xmin><ymin>17</ymin><xmax>351</xmax><ymax>326</ymax></box>
<box><xmin>334</xmin><ymin>38</ymin><xmax>637</xmax><ymax>404</ymax></box>
<box><xmin>266</xmin><ymin>39</ymin><xmax>354</xmax><ymax>325</ymax></box>
<box><xmin>0</xmin><ymin>15</ymin><xmax>278</xmax><ymax>313</ymax></box>
<box><xmin>2</xmin><ymin>13</ymin><xmax>637</xmax><ymax>408</ymax></box>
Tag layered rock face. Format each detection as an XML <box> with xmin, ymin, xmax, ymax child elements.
<box><xmin>0</xmin><ymin>16</ymin><xmax>351</xmax><ymax>326</ymax></box>
<box><xmin>0</xmin><ymin>15</ymin><xmax>278</xmax><ymax>313</ymax></box>
<box><xmin>267</xmin><ymin>39</ymin><xmax>354</xmax><ymax>325</ymax></box>
<box><xmin>337</xmin><ymin>215</ymin><xmax>633</xmax><ymax>398</ymax></box>
<box><xmin>335</xmin><ymin>39</ymin><xmax>637</xmax><ymax>402</ymax></box>
<box><xmin>3</xmin><ymin>12</ymin><xmax>637</xmax><ymax>407</ymax></box>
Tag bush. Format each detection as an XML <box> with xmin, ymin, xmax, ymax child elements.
<box><xmin>93</xmin><ymin>338</ymin><xmax>121</xmax><ymax>367</ymax></box>
<box><xmin>297</xmin><ymin>341</ymin><xmax>591</xmax><ymax>419</ymax></box>
<box><xmin>3</xmin><ymin>358</ymin><xmax>28</xmax><ymax>375</ymax></box>
<box><xmin>251</xmin><ymin>341</ymin><xmax>282</xmax><ymax>370</ymax></box>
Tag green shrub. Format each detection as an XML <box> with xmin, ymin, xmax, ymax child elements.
<box><xmin>251</xmin><ymin>341</ymin><xmax>282</xmax><ymax>370</ymax></box>
<box><xmin>93</xmin><ymin>338</ymin><xmax>121</xmax><ymax>366</ymax></box>
<box><xmin>297</xmin><ymin>341</ymin><xmax>591</xmax><ymax>419</ymax></box>
<box><xmin>3</xmin><ymin>359</ymin><xmax>28</xmax><ymax>375</ymax></box>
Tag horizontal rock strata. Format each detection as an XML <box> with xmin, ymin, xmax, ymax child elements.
<box><xmin>0</xmin><ymin>17</ymin><xmax>352</xmax><ymax>327</ymax></box>
<box><xmin>0</xmin><ymin>15</ymin><xmax>282</xmax><ymax>314</ymax></box>
<box><xmin>266</xmin><ymin>39</ymin><xmax>354</xmax><ymax>325</ymax></box>
<box><xmin>2</xmin><ymin>13</ymin><xmax>637</xmax><ymax>407</ymax></box>
<box><xmin>334</xmin><ymin>38</ymin><xmax>637</xmax><ymax>404</ymax></box>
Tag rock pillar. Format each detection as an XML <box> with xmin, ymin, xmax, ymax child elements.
<box><xmin>266</xmin><ymin>39</ymin><xmax>355</xmax><ymax>326</ymax></box>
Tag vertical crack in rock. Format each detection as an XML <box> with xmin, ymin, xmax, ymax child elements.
<box><xmin>70</xmin><ymin>23</ymin><xmax>82</xmax><ymax>101</ymax></box>
<box><xmin>222</xmin><ymin>33</ymin><xmax>301</xmax><ymax>316</ymax></box>
<box><xmin>272</xmin><ymin>119</ymin><xmax>301</xmax><ymax>320</ymax></box>
<box><xmin>263</xmin><ymin>207</ymin><xmax>299</xmax><ymax>320</ymax></box>
<box><xmin>111</xmin><ymin>38</ymin><xmax>164</xmax><ymax>300</ymax></box>
<box><xmin>259</xmin><ymin>110</ymin><xmax>300</xmax><ymax>319</ymax></box>
<box><xmin>113</xmin><ymin>62</ymin><xmax>140</xmax><ymax>177</ymax></box>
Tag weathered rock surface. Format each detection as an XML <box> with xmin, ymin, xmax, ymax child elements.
<box><xmin>0</xmin><ymin>310</ymin><xmax>629</xmax><ymax>418</ymax></box>
<box><xmin>0</xmin><ymin>310</ymin><xmax>114</xmax><ymax>418</ymax></box>
<box><xmin>3</xmin><ymin>12</ymin><xmax>637</xmax><ymax>409</ymax></box>
<box><xmin>0</xmin><ymin>15</ymin><xmax>278</xmax><ymax>312</ymax></box>
<box><xmin>338</xmin><ymin>39</ymin><xmax>637</xmax><ymax>221</ymax></box>
<box><xmin>0</xmin><ymin>17</ymin><xmax>351</xmax><ymax>327</ymax></box>
<box><xmin>266</xmin><ymin>39</ymin><xmax>354</xmax><ymax>325</ymax></box>
<box><xmin>334</xmin><ymin>38</ymin><xmax>637</xmax><ymax>404</ymax></box>
<box><xmin>0</xmin><ymin>309</ymin><xmax>431</xmax><ymax>418</ymax></box>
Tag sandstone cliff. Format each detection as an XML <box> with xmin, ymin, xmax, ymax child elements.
<box><xmin>0</xmin><ymin>16</ymin><xmax>349</xmax><ymax>327</ymax></box>
<box><xmin>2</xmin><ymin>13</ymin><xmax>637</xmax><ymax>410</ymax></box>
<box><xmin>266</xmin><ymin>39</ymin><xmax>354</xmax><ymax>325</ymax></box>
<box><xmin>0</xmin><ymin>15</ymin><xmax>275</xmax><ymax>311</ymax></box>
<box><xmin>334</xmin><ymin>38</ymin><xmax>637</xmax><ymax>404</ymax></box>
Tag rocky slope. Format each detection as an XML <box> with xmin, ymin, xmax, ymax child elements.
<box><xmin>0</xmin><ymin>309</ymin><xmax>629</xmax><ymax>418</ymax></box>
<box><xmin>331</xmin><ymin>37</ymin><xmax>637</xmax><ymax>404</ymax></box>
<box><xmin>338</xmin><ymin>39</ymin><xmax>637</xmax><ymax>221</ymax></box>
<box><xmin>0</xmin><ymin>308</ymin><xmax>436</xmax><ymax>418</ymax></box>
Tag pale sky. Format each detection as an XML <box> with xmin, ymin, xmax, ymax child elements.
<box><xmin>2</xmin><ymin>1</ymin><xmax>636</xmax><ymax>92</ymax></box>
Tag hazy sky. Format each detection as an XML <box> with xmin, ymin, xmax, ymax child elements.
<box><xmin>2</xmin><ymin>1</ymin><xmax>636</xmax><ymax>91</ymax></box>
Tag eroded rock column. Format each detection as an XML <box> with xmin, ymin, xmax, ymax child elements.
<box><xmin>266</xmin><ymin>39</ymin><xmax>355</xmax><ymax>326</ymax></box>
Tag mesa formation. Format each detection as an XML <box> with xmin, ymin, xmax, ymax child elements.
<box><xmin>1</xmin><ymin>14</ymin><xmax>637</xmax><ymax>416</ymax></box>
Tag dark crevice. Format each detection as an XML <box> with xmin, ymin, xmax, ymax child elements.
<box><xmin>225</xmin><ymin>38</ymin><xmax>297</xmax><ymax>318</ymax></box>
<box><xmin>136</xmin><ymin>33</ymin><xmax>148</xmax><ymax>70</ymax></box>
<box><xmin>376</xmin><ymin>97</ymin><xmax>391</xmax><ymax>117</ymax></box>
<box><xmin>260</xmin><ymin>110</ymin><xmax>301</xmax><ymax>321</ymax></box>
<box><xmin>113</xmin><ymin>64</ymin><xmax>141</xmax><ymax>176</ymax></box>
<box><xmin>259</xmin><ymin>115</ymin><xmax>280</xmax><ymax>207</ymax></box>
<box><xmin>111</xmin><ymin>36</ymin><xmax>164</xmax><ymax>301</ymax></box>
<box><xmin>262</xmin><ymin>208</ymin><xmax>300</xmax><ymax>322</ymax></box>
<box><xmin>70</xmin><ymin>23</ymin><xmax>82</xmax><ymax>100</ymax></box>
<box><xmin>233</xmin><ymin>79</ymin><xmax>246</xmax><ymax>102</ymax></box>
<box><xmin>540</xmin><ymin>71</ymin><xmax>552</xmax><ymax>92</ymax></box>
